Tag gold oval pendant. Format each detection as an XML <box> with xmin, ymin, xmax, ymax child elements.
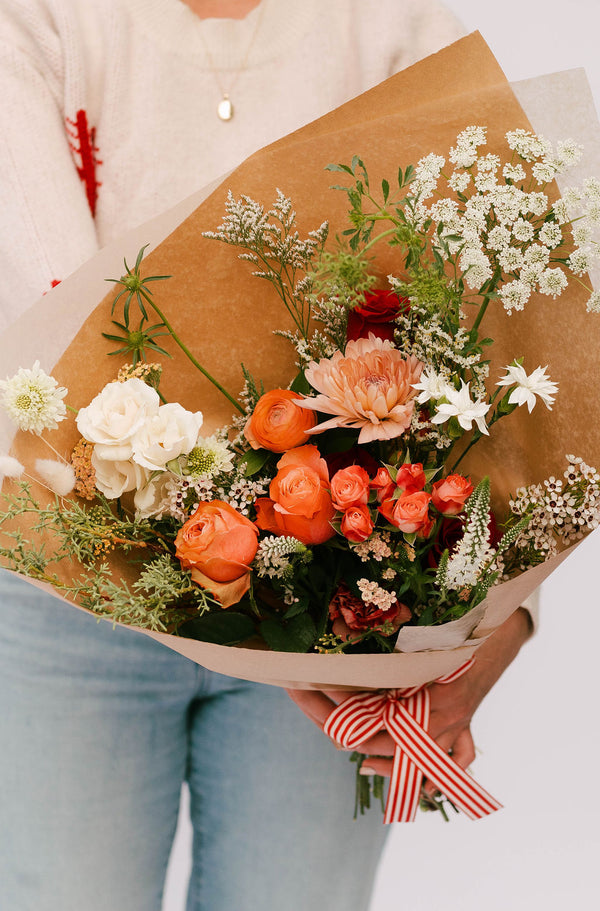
<box><xmin>217</xmin><ymin>96</ymin><xmax>233</xmax><ymax>121</ymax></box>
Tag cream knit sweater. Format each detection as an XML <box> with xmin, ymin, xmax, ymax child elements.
<box><xmin>0</xmin><ymin>0</ymin><xmax>465</xmax><ymax>330</ymax></box>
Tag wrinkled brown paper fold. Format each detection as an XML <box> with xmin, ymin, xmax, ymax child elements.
<box><xmin>2</xmin><ymin>34</ymin><xmax>599</xmax><ymax>688</ymax></box>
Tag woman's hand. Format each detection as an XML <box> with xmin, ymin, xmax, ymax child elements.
<box><xmin>287</xmin><ymin>606</ymin><xmax>533</xmax><ymax>785</ymax></box>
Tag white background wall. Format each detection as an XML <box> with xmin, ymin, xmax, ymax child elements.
<box><xmin>164</xmin><ymin>2</ymin><xmax>600</xmax><ymax>908</ymax></box>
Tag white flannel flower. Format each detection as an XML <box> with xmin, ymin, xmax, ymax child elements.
<box><xmin>537</xmin><ymin>267</ymin><xmax>568</xmax><ymax>298</ymax></box>
<box><xmin>411</xmin><ymin>370</ymin><xmax>454</xmax><ymax>405</ymax></box>
<box><xmin>497</xmin><ymin>363</ymin><xmax>558</xmax><ymax>412</ymax></box>
<box><xmin>430</xmin><ymin>381</ymin><xmax>490</xmax><ymax>435</ymax></box>
<box><xmin>0</xmin><ymin>361</ymin><xmax>67</xmax><ymax>434</ymax></box>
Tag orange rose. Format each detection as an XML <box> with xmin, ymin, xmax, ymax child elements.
<box><xmin>431</xmin><ymin>474</ymin><xmax>474</xmax><ymax>515</ymax></box>
<box><xmin>370</xmin><ymin>466</ymin><xmax>396</xmax><ymax>503</ymax></box>
<box><xmin>330</xmin><ymin>465</ymin><xmax>371</xmax><ymax>511</ymax></box>
<box><xmin>379</xmin><ymin>490</ymin><xmax>433</xmax><ymax>536</ymax></box>
<box><xmin>341</xmin><ymin>505</ymin><xmax>374</xmax><ymax>542</ymax></box>
<box><xmin>174</xmin><ymin>500</ymin><xmax>259</xmax><ymax>608</ymax></box>
<box><xmin>254</xmin><ymin>444</ymin><xmax>335</xmax><ymax>544</ymax></box>
<box><xmin>395</xmin><ymin>462</ymin><xmax>426</xmax><ymax>494</ymax></box>
<box><xmin>244</xmin><ymin>389</ymin><xmax>316</xmax><ymax>452</ymax></box>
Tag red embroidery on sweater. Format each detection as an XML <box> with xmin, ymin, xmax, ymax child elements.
<box><xmin>42</xmin><ymin>279</ymin><xmax>61</xmax><ymax>296</ymax></box>
<box><xmin>65</xmin><ymin>109</ymin><xmax>102</xmax><ymax>216</ymax></box>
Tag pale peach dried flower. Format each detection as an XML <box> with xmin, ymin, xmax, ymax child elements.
<box><xmin>301</xmin><ymin>336</ymin><xmax>423</xmax><ymax>444</ymax></box>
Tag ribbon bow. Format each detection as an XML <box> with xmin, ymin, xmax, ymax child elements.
<box><xmin>323</xmin><ymin>659</ymin><xmax>502</xmax><ymax>823</ymax></box>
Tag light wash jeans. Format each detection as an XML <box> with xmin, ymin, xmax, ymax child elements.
<box><xmin>0</xmin><ymin>570</ymin><xmax>388</xmax><ymax>911</ymax></box>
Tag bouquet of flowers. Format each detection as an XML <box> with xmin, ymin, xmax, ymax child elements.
<box><xmin>2</xmin><ymin>33</ymin><xmax>600</xmax><ymax>820</ymax></box>
<box><xmin>2</xmin><ymin>123</ymin><xmax>599</xmax><ymax>655</ymax></box>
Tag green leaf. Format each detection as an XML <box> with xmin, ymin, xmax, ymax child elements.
<box><xmin>381</xmin><ymin>178</ymin><xmax>389</xmax><ymax>203</ymax></box>
<box><xmin>181</xmin><ymin>611</ymin><xmax>255</xmax><ymax>645</ymax></box>
<box><xmin>290</xmin><ymin>371</ymin><xmax>312</xmax><ymax>395</ymax></box>
<box><xmin>239</xmin><ymin>447</ymin><xmax>272</xmax><ymax>477</ymax></box>
<box><xmin>260</xmin><ymin>613</ymin><xmax>317</xmax><ymax>652</ymax></box>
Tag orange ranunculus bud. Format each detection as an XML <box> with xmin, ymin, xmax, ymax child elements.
<box><xmin>174</xmin><ymin>500</ymin><xmax>259</xmax><ymax>608</ymax></box>
<box><xmin>244</xmin><ymin>389</ymin><xmax>317</xmax><ymax>452</ymax></box>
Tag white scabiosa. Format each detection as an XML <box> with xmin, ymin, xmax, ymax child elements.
<box><xmin>0</xmin><ymin>362</ymin><xmax>67</xmax><ymax>434</ymax></box>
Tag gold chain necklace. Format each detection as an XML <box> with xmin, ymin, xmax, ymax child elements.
<box><xmin>197</xmin><ymin>2</ymin><xmax>266</xmax><ymax>121</ymax></box>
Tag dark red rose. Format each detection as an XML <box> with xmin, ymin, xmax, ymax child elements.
<box><xmin>427</xmin><ymin>512</ymin><xmax>503</xmax><ymax>569</ymax></box>
<box><xmin>325</xmin><ymin>447</ymin><xmax>380</xmax><ymax>479</ymax></box>
<box><xmin>346</xmin><ymin>290</ymin><xmax>409</xmax><ymax>342</ymax></box>
<box><xmin>328</xmin><ymin>582</ymin><xmax>411</xmax><ymax>638</ymax></box>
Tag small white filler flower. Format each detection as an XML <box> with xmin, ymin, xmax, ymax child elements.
<box><xmin>497</xmin><ymin>363</ymin><xmax>558</xmax><ymax>412</ymax></box>
<box><xmin>0</xmin><ymin>361</ymin><xmax>67</xmax><ymax>433</ymax></box>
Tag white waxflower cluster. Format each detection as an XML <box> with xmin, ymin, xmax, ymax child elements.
<box><xmin>352</xmin><ymin>531</ymin><xmax>393</xmax><ymax>562</ymax></box>
<box><xmin>356</xmin><ymin>578</ymin><xmax>397</xmax><ymax>611</ymax></box>
<box><xmin>254</xmin><ymin>535</ymin><xmax>308</xmax><ymax>580</ymax></box>
<box><xmin>215</xmin><ymin>475</ymin><xmax>268</xmax><ymax>517</ymax></box>
<box><xmin>414</xmin><ymin>126</ymin><xmax>599</xmax><ymax>313</ymax></box>
<box><xmin>163</xmin><ymin>475</ymin><xmax>216</xmax><ymax>522</ymax></box>
<box><xmin>1</xmin><ymin>361</ymin><xmax>68</xmax><ymax>434</ymax></box>
<box><xmin>510</xmin><ymin>456</ymin><xmax>600</xmax><ymax>557</ymax></box>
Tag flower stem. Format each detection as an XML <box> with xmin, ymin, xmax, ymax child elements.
<box><xmin>139</xmin><ymin>289</ymin><xmax>244</xmax><ymax>414</ymax></box>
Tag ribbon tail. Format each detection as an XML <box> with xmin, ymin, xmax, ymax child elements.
<box><xmin>387</xmin><ymin>697</ymin><xmax>503</xmax><ymax>820</ymax></box>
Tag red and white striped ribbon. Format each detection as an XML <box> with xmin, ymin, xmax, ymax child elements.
<box><xmin>323</xmin><ymin>659</ymin><xmax>503</xmax><ymax>823</ymax></box>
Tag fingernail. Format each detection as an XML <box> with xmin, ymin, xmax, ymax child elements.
<box><xmin>359</xmin><ymin>766</ymin><xmax>377</xmax><ymax>776</ymax></box>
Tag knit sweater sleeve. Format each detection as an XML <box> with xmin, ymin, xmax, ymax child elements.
<box><xmin>0</xmin><ymin>7</ymin><xmax>98</xmax><ymax>332</ymax></box>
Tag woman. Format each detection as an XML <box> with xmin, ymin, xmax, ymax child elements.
<box><xmin>0</xmin><ymin>2</ymin><xmax>534</xmax><ymax>909</ymax></box>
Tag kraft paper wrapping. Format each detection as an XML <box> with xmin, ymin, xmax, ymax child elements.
<box><xmin>1</xmin><ymin>34</ymin><xmax>599</xmax><ymax>689</ymax></box>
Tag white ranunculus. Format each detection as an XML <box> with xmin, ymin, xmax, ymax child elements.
<box><xmin>76</xmin><ymin>378</ymin><xmax>160</xmax><ymax>460</ymax></box>
<box><xmin>132</xmin><ymin>402</ymin><xmax>203</xmax><ymax>471</ymax></box>
<box><xmin>92</xmin><ymin>451</ymin><xmax>150</xmax><ymax>500</ymax></box>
